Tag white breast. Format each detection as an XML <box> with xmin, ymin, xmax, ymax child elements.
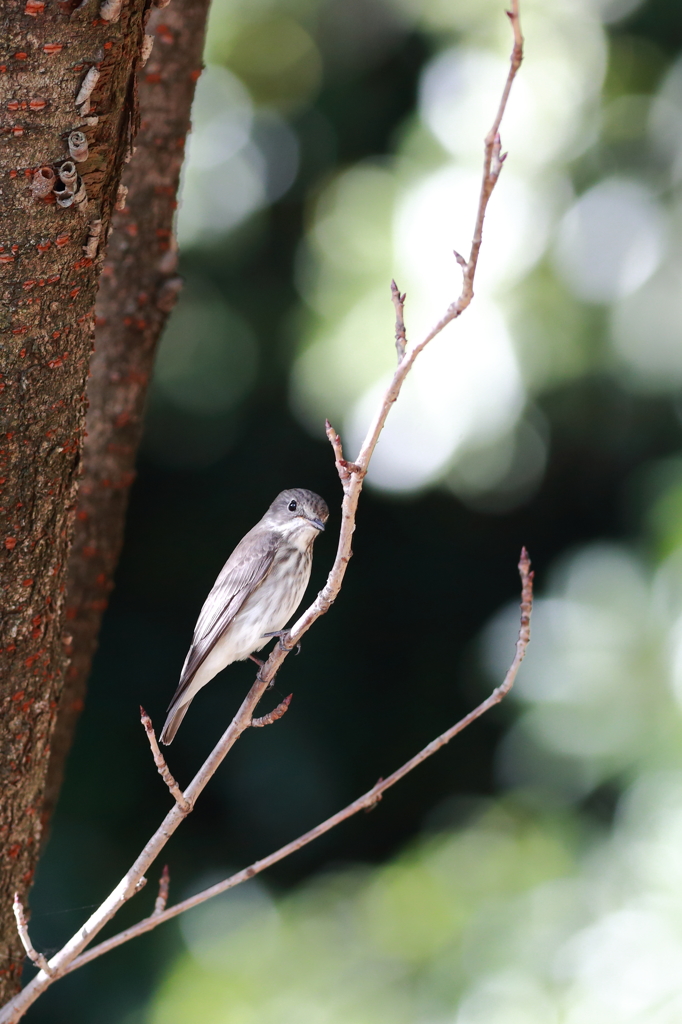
<box><xmin>173</xmin><ymin>543</ymin><xmax>313</xmax><ymax>709</ymax></box>
<box><xmin>226</xmin><ymin>544</ymin><xmax>312</xmax><ymax>661</ymax></box>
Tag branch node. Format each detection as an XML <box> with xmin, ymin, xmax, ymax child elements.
<box><xmin>140</xmin><ymin>707</ymin><xmax>191</xmax><ymax>814</ymax></box>
<box><xmin>339</xmin><ymin>458</ymin><xmax>365</xmax><ymax>478</ymax></box>
<box><xmin>489</xmin><ymin>132</ymin><xmax>505</xmax><ymax>180</ymax></box>
<box><xmin>135</xmin><ymin>877</ymin><xmax>148</xmax><ymax>893</ymax></box>
<box><xmin>251</xmin><ymin>694</ymin><xmax>293</xmax><ymax>728</ymax></box>
<box><xmin>153</xmin><ymin>865</ymin><xmax>170</xmax><ymax>916</ymax></box>
<box><xmin>365</xmin><ymin>778</ymin><xmax>384</xmax><ymax>812</ymax></box>
<box><xmin>13</xmin><ymin>894</ymin><xmax>54</xmax><ymax>976</ymax></box>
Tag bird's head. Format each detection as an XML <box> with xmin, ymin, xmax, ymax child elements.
<box><xmin>267</xmin><ymin>488</ymin><xmax>329</xmax><ymax>544</ymax></box>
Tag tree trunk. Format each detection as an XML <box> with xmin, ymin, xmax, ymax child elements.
<box><xmin>42</xmin><ymin>0</ymin><xmax>210</xmax><ymax>838</ymax></box>
<box><xmin>0</xmin><ymin>0</ymin><xmax>194</xmax><ymax>999</ymax></box>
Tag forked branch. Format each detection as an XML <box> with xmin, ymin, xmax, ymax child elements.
<box><xmin>140</xmin><ymin>708</ymin><xmax>191</xmax><ymax>814</ymax></box>
<box><xmin>0</xmin><ymin>4</ymin><xmax>524</xmax><ymax>1020</ymax></box>
<box><xmin>12</xmin><ymin>896</ymin><xmax>53</xmax><ymax>977</ymax></box>
<box><xmin>59</xmin><ymin>550</ymin><xmax>533</xmax><ymax>971</ymax></box>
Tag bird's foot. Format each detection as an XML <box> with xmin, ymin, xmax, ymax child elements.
<box><xmin>263</xmin><ymin>630</ymin><xmax>301</xmax><ymax>655</ymax></box>
<box><xmin>249</xmin><ymin>653</ymin><xmax>275</xmax><ymax>688</ymax></box>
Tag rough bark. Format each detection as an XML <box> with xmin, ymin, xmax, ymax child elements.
<box><xmin>0</xmin><ymin>0</ymin><xmax>149</xmax><ymax>1000</ymax></box>
<box><xmin>42</xmin><ymin>0</ymin><xmax>210</xmax><ymax>832</ymax></box>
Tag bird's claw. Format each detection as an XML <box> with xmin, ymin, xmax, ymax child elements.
<box><xmin>262</xmin><ymin>630</ymin><xmax>301</xmax><ymax>655</ymax></box>
<box><xmin>249</xmin><ymin>653</ymin><xmax>273</xmax><ymax>685</ymax></box>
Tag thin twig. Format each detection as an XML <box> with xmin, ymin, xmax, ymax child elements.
<box><xmin>390</xmin><ymin>280</ymin><xmax>407</xmax><ymax>361</ymax></box>
<box><xmin>140</xmin><ymin>708</ymin><xmax>191</xmax><ymax>814</ymax></box>
<box><xmin>0</xmin><ymin>6</ymin><xmax>523</xmax><ymax>1020</ymax></box>
<box><xmin>152</xmin><ymin>866</ymin><xmax>170</xmax><ymax>917</ymax></box>
<box><xmin>325</xmin><ymin>417</ymin><xmax>344</xmax><ymax>467</ymax></box>
<box><xmin>325</xmin><ymin>420</ymin><xmax>363</xmax><ymax>489</ymax></box>
<box><xmin>62</xmin><ymin>549</ymin><xmax>532</xmax><ymax>972</ymax></box>
<box><xmin>12</xmin><ymin>896</ymin><xmax>53</xmax><ymax>977</ymax></box>
<box><xmin>251</xmin><ymin>694</ymin><xmax>293</xmax><ymax>727</ymax></box>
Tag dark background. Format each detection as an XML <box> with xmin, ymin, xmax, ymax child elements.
<box><xmin>23</xmin><ymin>0</ymin><xmax>682</xmax><ymax>1020</ymax></box>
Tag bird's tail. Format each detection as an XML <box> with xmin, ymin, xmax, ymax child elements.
<box><xmin>160</xmin><ymin>699</ymin><xmax>192</xmax><ymax>745</ymax></box>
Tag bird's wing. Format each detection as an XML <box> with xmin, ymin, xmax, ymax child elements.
<box><xmin>167</xmin><ymin>528</ymin><xmax>278</xmax><ymax>710</ymax></box>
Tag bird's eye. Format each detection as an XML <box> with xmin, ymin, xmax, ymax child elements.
<box><xmin>288</xmin><ymin>499</ymin><xmax>297</xmax><ymax>512</ymax></box>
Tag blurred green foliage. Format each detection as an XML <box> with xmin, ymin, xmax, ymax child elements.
<box><xmin>23</xmin><ymin>0</ymin><xmax>682</xmax><ymax>1020</ymax></box>
<box><xmin>151</xmin><ymin>805</ymin><xmax>580</xmax><ymax>1024</ymax></box>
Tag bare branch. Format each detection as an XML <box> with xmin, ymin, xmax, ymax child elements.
<box><xmin>12</xmin><ymin>897</ymin><xmax>53</xmax><ymax>977</ymax></box>
<box><xmin>251</xmin><ymin>694</ymin><xmax>293</xmax><ymax>728</ymax></box>
<box><xmin>62</xmin><ymin>549</ymin><xmax>533</xmax><ymax>971</ymax></box>
<box><xmin>325</xmin><ymin>420</ymin><xmax>359</xmax><ymax>487</ymax></box>
<box><xmin>390</xmin><ymin>280</ymin><xmax>407</xmax><ymax>361</ymax></box>
<box><xmin>325</xmin><ymin>417</ymin><xmax>344</xmax><ymax>468</ymax></box>
<box><xmin>325</xmin><ymin>419</ymin><xmax>364</xmax><ymax>491</ymax></box>
<box><xmin>152</xmin><ymin>866</ymin><xmax>170</xmax><ymax>917</ymax></box>
<box><xmin>255</xmin><ymin>0</ymin><xmax>523</xmax><ymax>682</ymax></box>
<box><xmin>0</xmin><ymin>673</ymin><xmax>287</xmax><ymax>1021</ymax></box>
<box><xmin>140</xmin><ymin>708</ymin><xmax>191</xmax><ymax>815</ymax></box>
<box><xmin>0</xmin><ymin>6</ymin><xmax>524</xmax><ymax>1020</ymax></box>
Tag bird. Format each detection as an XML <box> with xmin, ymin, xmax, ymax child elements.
<box><xmin>160</xmin><ymin>488</ymin><xmax>329</xmax><ymax>745</ymax></box>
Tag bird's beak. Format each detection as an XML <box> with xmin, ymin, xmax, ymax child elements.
<box><xmin>309</xmin><ymin>518</ymin><xmax>326</xmax><ymax>532</ymax></box>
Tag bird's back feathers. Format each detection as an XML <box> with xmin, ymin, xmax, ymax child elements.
<box><xmin>161</xmin><ymin>527</ymin><xmax>279</xmax><ymax>728</ymax></box>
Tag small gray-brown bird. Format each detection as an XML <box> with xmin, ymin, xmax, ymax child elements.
<box><xmin>160</xmin><ymin>488</ymin><xmax>328</xmax><ymax>744</ymax></box>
